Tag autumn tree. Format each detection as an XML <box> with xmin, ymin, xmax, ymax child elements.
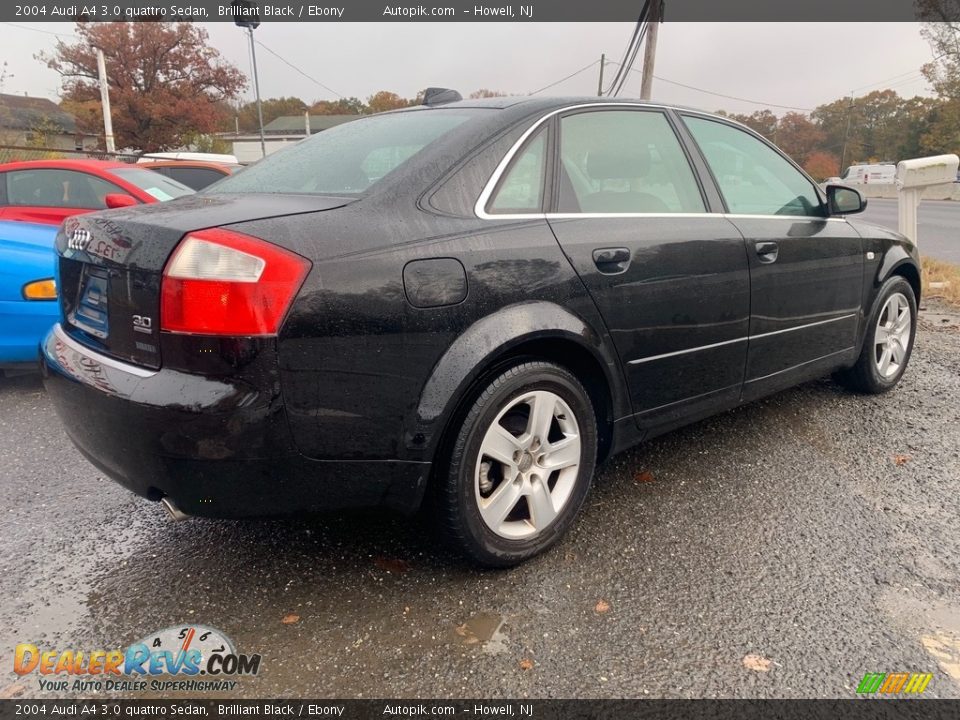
<box><xmin>365</xmin><ymin>91</ymin><xmax>411</xmax><ymax>114</ymax></box>
<box><xmin>310</xmin><ymin>97</ymin><xmax>365</xmax><ymax>115</ymax></box>
<box><xmin>724</xmin><ymin>109</ymin><xmax>778</xmax><ymax>141</ymax></box>
<box><xmin>469</xmin><ymin>89</ymin><xmax>508</xmax><ymax>99</ymax></box>
<box><xmin>802</xmin><ymin>151</ymin><xmax>840</xmax><ymax>181</ymax></box>
<box><xmin>919</xmin><ymin>7</ymin><xmax>960</xmax><ymax>99</ymax></box>
<box><xmin>40</xmin><ymin>22</ymin><xmax>246</xmax><ymax>152</ymax></box>
<box><xmin>775</xmin><ymin>112</ymin><xmax>824</xmax><ymax>165</ymax></box>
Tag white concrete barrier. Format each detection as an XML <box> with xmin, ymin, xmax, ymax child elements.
<box><xmin>854</xmin><ymin>182</ymin><xmax>960</xmax><ymax>201</ymax></box>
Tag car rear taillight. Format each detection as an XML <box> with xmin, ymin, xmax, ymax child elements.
<box><xmin>161</xmin><ymin>228</ymin><xmax>310</xmax><ymax>336</ymax></box>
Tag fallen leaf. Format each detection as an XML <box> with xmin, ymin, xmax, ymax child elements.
<box><xmin>634</xmin><ymin>470</ymin><xmax>655</xmax><ymax>483</ymax></box>
<box><xmin>374</xmin><ymin>556</ymin><xmax>411</xmax><ymax>573</ymax></box>
<box><xmin>595</xmin><ymin>599</ymin><xmax>611</xmax><ymax>614</ymax></box>
<box><xmin>281</xmin><ymin>614</ymin><xmax>300</xmax><ymax>625</ymax></box>
<box><xmin>893</xmin><ymin>454</ymin><xmax>912</xmax><ymax>467</ymax></box>
<box><xmin>742</xmin><ymin>654</ymin><xmax>772</xmax><ymax>672</ymax></box>
<box><xmin>519</xmin><ymin>658</ymin><xmax>534</xmax><ymax>671</ymax></box>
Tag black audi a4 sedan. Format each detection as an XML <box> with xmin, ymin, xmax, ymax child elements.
<box><xmin>41</xmin><ymin>95</ymin><xmax>920</xmax><ymax>566</ymax></box>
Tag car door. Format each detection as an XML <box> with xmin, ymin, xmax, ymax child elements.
<box><xmin>0</xmin><ymin>169</ymin><xmax>122</xmax><ymax>225</ymax></box>
<box><xmin>680</xmin><ymin>115</ymin><xmax>864</xmax><ymax>401</ymax></box>
<box><xmin>519</xmin><ymin>107</ymin><xmax>751</xmax><ymax>431</ymax></box>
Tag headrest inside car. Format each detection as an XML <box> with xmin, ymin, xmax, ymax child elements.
<box><xmin>586</xmin><ymin>148</ymin><xmax>650</xmax><ymax>180</ymax></box>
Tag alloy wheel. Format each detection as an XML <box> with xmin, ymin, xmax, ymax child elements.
<box><xmin>474</xmin><ymin>390</ymin><xmax>581</xmax><ymax>540</ymax></box>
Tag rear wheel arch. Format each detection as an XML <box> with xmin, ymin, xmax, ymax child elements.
<box><xmin>413</xmin><ymin>302</ymin><xmax>623</xmax><ymax>468</ymax></box>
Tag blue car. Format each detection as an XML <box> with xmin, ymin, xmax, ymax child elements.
<box><xmin>0</xmin><ymin>220</ymin><xmax>59</xmax><ymax>370</ymax></box>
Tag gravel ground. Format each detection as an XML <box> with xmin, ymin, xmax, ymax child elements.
<box><xmin>1</xmin><ymin>301</ymin><xmax>958</xmax><ymax>700</ymax></box>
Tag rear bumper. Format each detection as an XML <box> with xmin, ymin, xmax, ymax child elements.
<box><xmin>40</xmin><ymin>324</ymin><xmax>429</xmax><ymax>517</ymax></box>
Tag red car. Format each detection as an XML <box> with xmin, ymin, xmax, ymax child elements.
<box><xmin>0</xmin><ymin>159</ymin><xmax>194</xmax><ymax>226</ymax></box>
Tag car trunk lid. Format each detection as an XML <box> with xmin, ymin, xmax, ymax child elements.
<box><xmin>56</xmin><ymin>193</ymin><xmax>354</xmax><ymax>369</ymax></box>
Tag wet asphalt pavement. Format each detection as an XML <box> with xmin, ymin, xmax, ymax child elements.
<box><xmin>1</xmin><ymin>303</ymin><xmax>959</xmax><ymax>700</ymax></box>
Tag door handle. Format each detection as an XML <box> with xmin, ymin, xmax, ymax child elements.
<box><xmin>755</xmin><ymin>241</ymin><xmax>779</xmax><ymax>263</ymax></box>
<box><xmin>593</xmin><ymin>247</ymin><xmax>631</xmax><ymax>274</ymax></box>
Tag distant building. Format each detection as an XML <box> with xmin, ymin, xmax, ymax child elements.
<box><xmin>0</xmin><ymin>93</ymin><xmax>98</xmax><ymax>151</ymax></box>
<box><xmin>225</xmin><ymin>113</ymin><xmax>361</xmax><ymax>163</ymax></box>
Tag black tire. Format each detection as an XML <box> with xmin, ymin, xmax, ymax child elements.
<box><xmin>835</xmin><ymin>275</ymin><xmax>917</xmax><ymax>394</ymax></box>
<box><xmin>440</xmin><ymin>361</ymin><xmax>598</xmax><ymax>567</ymax></box>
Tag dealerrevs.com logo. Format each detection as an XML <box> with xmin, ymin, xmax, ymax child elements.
<box><xmin>856</xmin><ymin>672</ymin><xmax>933</xmax><ymax>695</ymax></box>
<box><xmin>14</xmin><ymin>625</ymin><xmax>261</xmax><ymax>693</ymax></box>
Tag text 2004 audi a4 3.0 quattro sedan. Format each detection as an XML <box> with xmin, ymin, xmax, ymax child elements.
<box><xmin>41</xmin><ymin>95</ymin><xmax>920</xmax><ymax>566</ymax></box>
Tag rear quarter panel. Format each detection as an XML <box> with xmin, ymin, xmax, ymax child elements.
<box><xmin>251</xmin><ymin>202</ymin><xmax>618</xmax><ymax>464</ymax></box>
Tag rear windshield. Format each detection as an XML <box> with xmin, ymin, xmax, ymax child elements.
<box><xmin>208</xmin><ymin>110</ymin><xmax>479</xmax><ymax>196</ymax></box>
<box><xmin>111</xmin><ymin>168</ymin><xmax>195</xmax><ymax>201</ymax></box>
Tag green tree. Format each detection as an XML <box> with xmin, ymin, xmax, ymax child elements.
<box><xmin>920</xmin><ymin>99</ymin><xmax>960</xmax><ymax>155</ymax></box>
<box><xmin>235</xmin><ymin>96</ymin><xmax>308</xmax><ymax>133</ymax></box>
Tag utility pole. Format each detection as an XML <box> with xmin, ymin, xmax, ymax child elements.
<box><xmin>248</xmin><ymin>27</ymin><xmax>266</xmax><ymax>158</ymax></box>
<box><xmin>597</xmin><ymin>53</ymin><xmax>605</xmax><ymax>97</ymax></box>
<box><xmin>840</xmin><ymin>95</ymin><xmax>854</xmax><ymax>172</ymax></box>
<box><xmin>233</xmin><ymin>0</ymin><xmax>265</xmax><ymax>158</ymax></box>
<box><xmin>95</xmin><ymin>48</ymin><xmax>115</xmax><ymax>153</ymax></box>
<box><xmin>640</xmin><ymin>0</ymin><xmax>661</xmax><ymax>101</ymax></box>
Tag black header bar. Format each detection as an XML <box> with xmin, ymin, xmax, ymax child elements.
<box><xmin>0</xmin><ymin>0</ymin><xmax>951</xmax><ymax>23</ymax></box>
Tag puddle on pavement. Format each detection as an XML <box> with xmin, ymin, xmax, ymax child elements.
<box><xmin>452</xmin><ymin>612</ymin><xmax>509</xmax><ymax>654</ymax></box>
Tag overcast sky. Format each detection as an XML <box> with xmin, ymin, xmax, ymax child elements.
<box><xmin>0</xmin><ymin>22</ymin><xmax>935</xmax><ymax>114</ymax></box>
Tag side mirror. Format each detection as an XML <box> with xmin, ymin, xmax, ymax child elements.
<box><xmin>826</xmin><ymin>184</ymin><xmax>866</xmax><ymax>215</ymax></box>
<box><xmin>104</xmin><ymin>193</ymin><xmax>138</xmax><ymax>209</ymax></box>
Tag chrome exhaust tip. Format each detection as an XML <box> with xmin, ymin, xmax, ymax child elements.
<box><xmin>160</xmin><ymin>497</ymin><xmax>189</xmax><ymax>522</ymax></box>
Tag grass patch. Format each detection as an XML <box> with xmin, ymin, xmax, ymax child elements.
<box><xmin>921</xmin><ymin>256</ymin><xmax>960</xmax><ymax>307</ymax></box>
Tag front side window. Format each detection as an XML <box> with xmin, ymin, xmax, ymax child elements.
<box><xmin>558</xmin><ymin>110</ymin><xmax>705</xmax><ymax>214</ymax></box>
<box><xmin>5</xmin><ymin>169</ymin><xmax>125</xmax><ymax>209</ymax></box>
<box><xmin>683</xmin><ymin>116</ymin><xmax>825</xmax><ymax>217</ymax></box>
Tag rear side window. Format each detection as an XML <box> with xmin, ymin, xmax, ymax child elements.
<box><xmin>557</xmin><ymin>110</ymin><xmax>705</xmax><ymax>214</ymax></box>
<box><xmin>488</xmin><ymin>128</ymin><xmax>547</xmax><ymax>213</ymax></box>
<box><xmin>5</xmin><ymin>169</ymin><xmax>124</xmax><ymax>209</ymax></box>
<box><xmin>110</xmin><ymin>168</ymin><xmax>195</xmax><ymax>201</ymax></box>
<box><xmin>683</xmin><ymin>116</ymin><xmax>825</xmax><ymax>217</ymax></box>
<box><xmin>159</xmin><ymin>166</ymin><xmax>227</xmax><ymax>190</ymax></box>
<box><xmin>210</xmin><ymin>111</ymin><xmax>478</xmax><ymax>196</ymax></box>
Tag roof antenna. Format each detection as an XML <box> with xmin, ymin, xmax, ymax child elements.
<box><xmin>422</xmin><ymin>88</ymin><xmax>462</xmax><ymax>106</ymax></box>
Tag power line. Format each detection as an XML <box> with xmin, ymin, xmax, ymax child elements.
<box><xmin>603</xmin><ymin>1</ymin><xmax>651</xmax><ymax>97</ymax></box>
<box><xmin>253</xmin><ymin>39</ymin><xmax>343</xmax><ymax>99</ymax></box>
<box><xmin>850</xmin><ymin>69</ymin><xmax>926</xmax><ymax>95</ymax></box>
<box><xmin>611</xmin><ymin>23</ymin><xmax>648</xmax><ymax>97</ymax></box>
<box><xmin>528</xmin><ymin>59</ymin><xmax>601</xmax><ymax>96</ymax></box>
<box><xmin>0</xmin><ymin>21</ymin><xmax>79</xmax><ymax>40</ymax></box>
<box><xmin>605</xmin><ymin>60</ymin><xmax>814</xmax><ymax>111</ymax></box>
